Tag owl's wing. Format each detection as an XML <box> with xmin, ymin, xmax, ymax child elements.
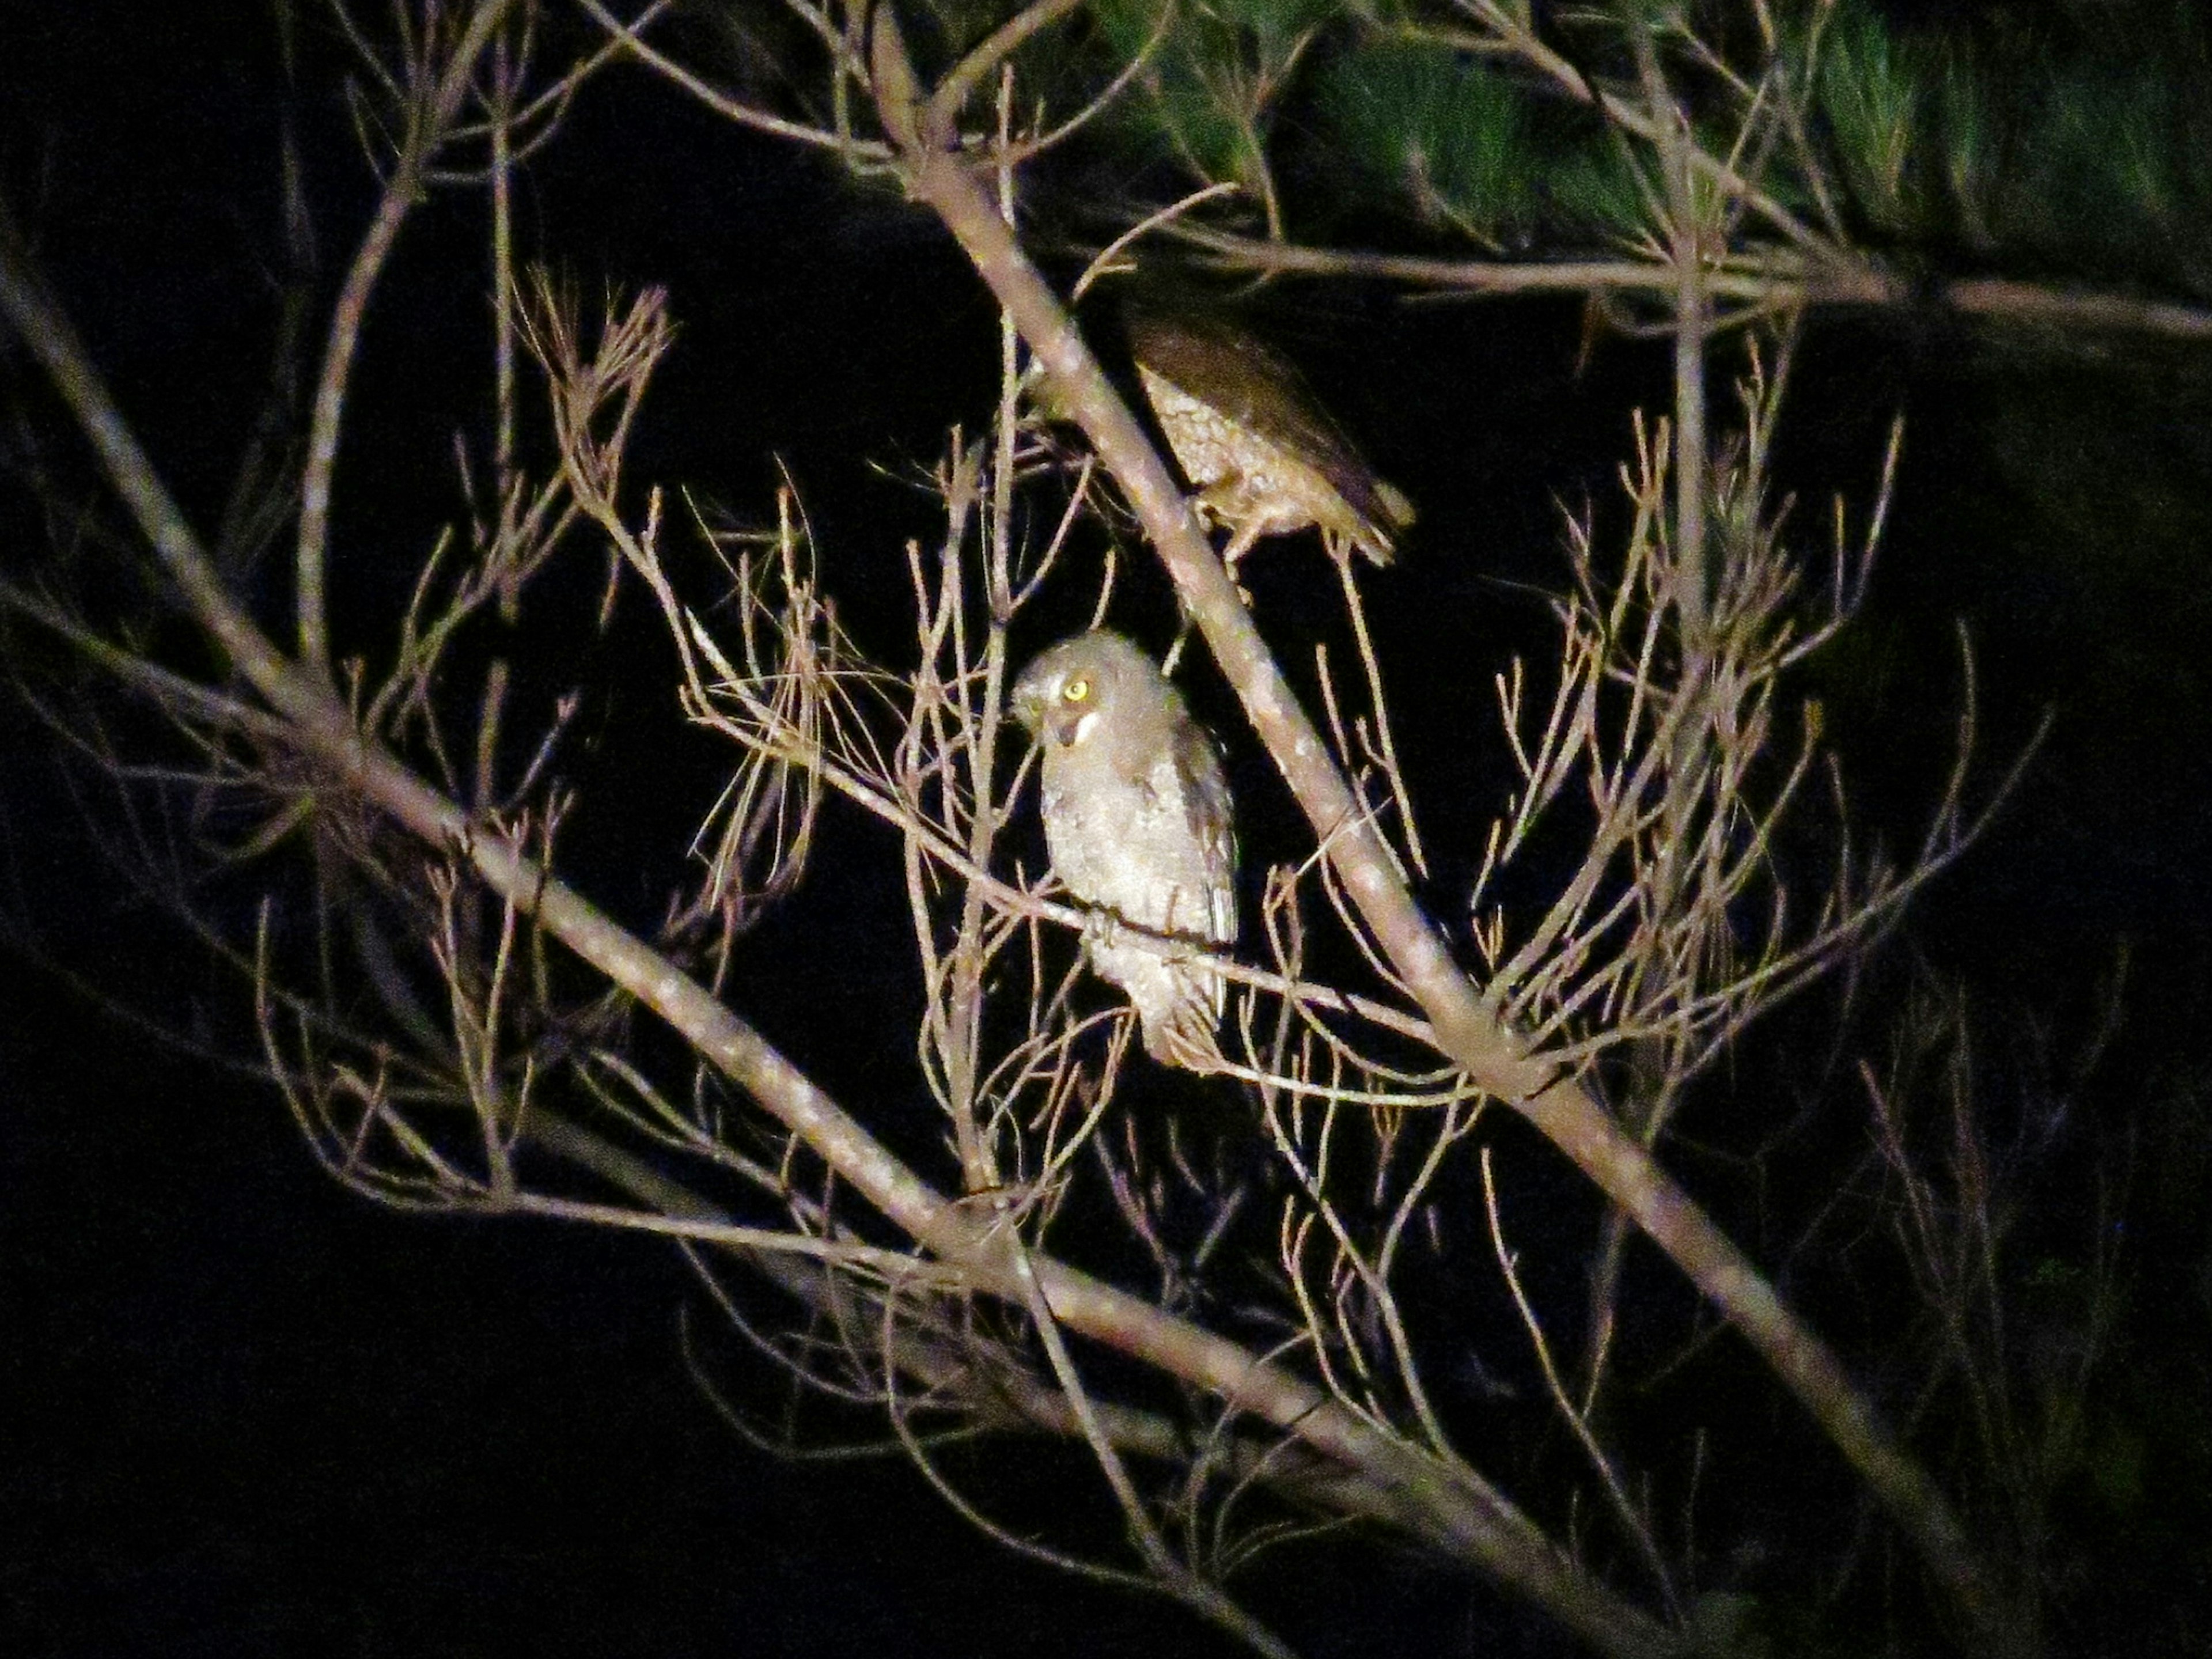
<box><xmin>1171</xmin><ymin>717</ymin><xmax>1238</xmax><ymax>946</ymax></box>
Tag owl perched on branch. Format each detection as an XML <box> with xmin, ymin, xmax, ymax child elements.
<box><xmin>1012</xmin><ymin>631</ymin><xmax>1238</xmax><ymax>1070</ymax></box>
<box><xmin>1124</xmin><ymin>294</ymin><xmax>1415</xmax><ymax>571</ymax></box>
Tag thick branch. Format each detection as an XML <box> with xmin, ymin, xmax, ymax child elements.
<box><xmin>1162</xmin><ymin>224</ymin><xmax>2212</xmax><ymax>344</ymax></box>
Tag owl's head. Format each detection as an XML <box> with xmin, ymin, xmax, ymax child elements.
<box><xmin>1011</xmin><ymin>629</ymin><xmax>1160</xmax><ymax>751</ymax></box>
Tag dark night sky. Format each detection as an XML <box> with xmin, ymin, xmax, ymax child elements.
<box><xmin>6</xmin><ymin>3</ymin><xmax>2212</xmax><ymax>1656</ymax></box>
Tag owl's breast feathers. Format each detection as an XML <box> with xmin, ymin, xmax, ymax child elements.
<box><xmin>1036</xmin><ymin>736</ymin><xmax>1225</xmax><ymax>946</ymax></box>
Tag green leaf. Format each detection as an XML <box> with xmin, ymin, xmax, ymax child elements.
<box><xmin>1088</xmin><ymin>0</ymin><xmax>1341</xmax><ymax>193</ymax></box>
<box><xmin>1816</xmin><ymin>2</ymin><xmax>1926</xmax><ymax>236</ymax></box>
<box><xmin>1319</xmin><ymin>39</ymin><xmax>1541</xmax><ymax>243</ymax></box>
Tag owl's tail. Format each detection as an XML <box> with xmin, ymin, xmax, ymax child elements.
<box><xmin>1139</xmin><ymin>960</ymin><xmax>1229</xmax><ymax>1073</ymax></box>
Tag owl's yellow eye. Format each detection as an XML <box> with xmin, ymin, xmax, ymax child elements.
<box><xmin>1061</xmin><ymin>676</ymin><xmax>1090</xmax><ymax>703</ymax></box>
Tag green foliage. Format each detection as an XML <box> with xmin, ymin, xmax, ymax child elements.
<box><xmin>1815</xmin><ymin>2</ymin><xmax>1927</xmax><ymax>234</ymax></box>
<box><xmin>1317</xmin><ymin>36</ymin><xmax>1649</xmax><ymax>244</ymax></box>
<box><xmin>1932</xmin><ymin>43</ymin><xmax>1993</xmax><ymax>245</ymax></box>
<box><xmin>1543</xmin><ymin>132</ymin><xmax>1649</xmax><ymax>240</ymax></box>
<box><xmin>959</xmin><ymin>0</ymin><xmax>2212</xmax><ymax>310</ymax></box>
<box><xmin>1088</xmin><ymin>0</ymin><xmax>1344</xmax><ymax>193</ymax></box>
<box><xmin>1317</xmin><ymin>39</ymin><xmax>1538</xmax><ymax>244</ymax></box>
<box><xmin>1813</xmin><ymin>0</ymin><xmax>2212</xmax><ymax>292</ymax></box>
<box><xmin>1995</xmin><ymin>46</ymin><xmax>2212</xmax><ymax>283</ymax></box>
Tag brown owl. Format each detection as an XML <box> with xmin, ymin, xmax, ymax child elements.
<box><xmin>1124</xmin><ymin>295</ymin><xmax>1415</xmax><ymax>571</ymax></box>
<box><xmin>1011</xmin><ymin>631</ymin><xmax>1238</xmax><ymax>1069</ymax></box>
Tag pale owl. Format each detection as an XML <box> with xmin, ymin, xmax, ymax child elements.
<box><xmin>1011</xmin><ymin>631</ymin><xmax>1238</xmax><ymax>1069</ymax></box>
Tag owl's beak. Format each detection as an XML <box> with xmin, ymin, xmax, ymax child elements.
<box><xmin>1013</xmin><ymin>679</ymin><xmax>1091</xmax><ymax>749</ymax></box>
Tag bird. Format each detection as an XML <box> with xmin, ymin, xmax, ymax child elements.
<box><xmin>1011</xmin><ymin>630</ymin><xmax>1238</xmax><ymax>1070</ymax></box>
<box><xmin>1123</xmin><ymin>293</ymin><xmax>1415</xmax><ymax>572</ymax></box>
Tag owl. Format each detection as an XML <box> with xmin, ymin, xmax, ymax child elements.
<box><xmin>1011</xmin><ymin>631</ymin><xmax>1238</xmax><ymax>1069</ymax></box>
<box><xmin>1124</xmin><ymin>294</ymin><xmax>1415</xmax><ymax>571</ymax></box>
